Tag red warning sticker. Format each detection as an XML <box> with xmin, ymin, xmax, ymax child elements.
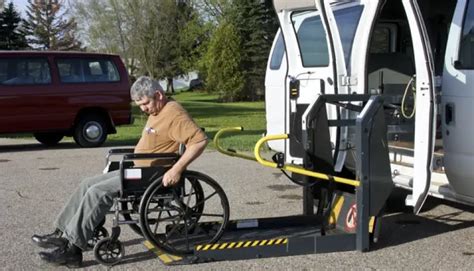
<box><xmin>345</xmin><ymin>203</ymin><xmax>357</xmax><ymax>232</ymax></box>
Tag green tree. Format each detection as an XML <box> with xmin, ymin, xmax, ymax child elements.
<box><xmin>74</xmin><ymin>0</ymin><xmax>204</xmax><ymax>91</ymax></box>
<box><xmin>200</xmin><ymin>0</ymin><xmax>278</xmax><ymax>101</ymax></box>
<box><xmin>228</xmin><ymin>0</ymin><xmax>278</xmax><ymax>100</ymax></box>
<box><xmin>204</xmin><ymin>20</ymin><xmax>244</xmax><ymax>102</ymax></box>
<box><xmin>130</xmin><ymin>0</ymin><xmax>204</xmax><ymax>93</ymax></box>
<box><xmin>71</xmin><ymin>0</ymin><xmax>138</xmax><ymax>76</ymax></box>
<box><xmin>0</xmin><ymin>2</ymin><xmax>29</xmax><ymax>50</ymax></box>
<box><xmin>23</xmin><ymin>0</ymin><xmax>81</xmax><ymax>50</ymax></box>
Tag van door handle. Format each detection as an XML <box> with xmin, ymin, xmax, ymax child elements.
<box><xmin>445</xmin><ymin>103</ymin><xmax>454</xmax><ymax>125</ymax></box>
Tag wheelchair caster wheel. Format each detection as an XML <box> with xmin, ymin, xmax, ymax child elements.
<box><xmin>87</xmin><ymin>226</ymin><xmax>109</xmax><ymax>249</ymax></box>
<box><xmin>93</xmin><ymin>237</ymin><xmax>124</xmax><ymax>266</ymax></box>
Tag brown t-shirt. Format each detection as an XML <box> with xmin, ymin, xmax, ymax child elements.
<box><xmin>134</xmin><ymin>101</ymin><xmax>207</xmax><ymax>166</ymax></box>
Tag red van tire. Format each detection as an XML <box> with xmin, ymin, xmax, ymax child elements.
<box><xmin>73</xmin><ymin>114</ymin><xmax>108</xmax><ymax>147</ymax></box>
<box><xmin>34</xmin><ymin>132</ymin><xmax>64</xmax><ymax>146</ymax></box>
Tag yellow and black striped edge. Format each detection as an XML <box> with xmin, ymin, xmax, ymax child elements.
<box><xmin>196</xmin><ymin>238</ymin><xmax>288</xmax><ymax>251</ymax></box>
<box><xmin>143</xmin><ymin>240</ymin><xmax>183</xmax><ymax>264</ymax></box>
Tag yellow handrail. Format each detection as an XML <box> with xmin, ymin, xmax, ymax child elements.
<box><xmin>213</xmin><ymin>127</ymin><xmax>257</xmax><ymax>161</ymax></box>
<box><xmin>254</xmin><ymin>134</ymin><xmax>360</xmax><ymax>187</ymax></box>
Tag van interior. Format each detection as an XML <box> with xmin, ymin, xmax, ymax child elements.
<box><xmin>367</xmin><ymin>0</ymin><xmax>457</xmax><ymax>152</ymax></box>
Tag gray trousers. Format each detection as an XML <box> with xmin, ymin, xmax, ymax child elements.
<box><xmin>54</xmin><ymin>171</ymin><xmax>120</xmax><ymax>250</ymax></box>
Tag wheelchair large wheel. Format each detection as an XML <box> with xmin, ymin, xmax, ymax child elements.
<box><xmin>121</xmin><ymin>175</ymin><xmax>205</xmax><ymax>236</ymax></box>
<box><xmin>139</xmin><ymin>170</ymin><xmax>229</xmax><ymax>255</ymax></box>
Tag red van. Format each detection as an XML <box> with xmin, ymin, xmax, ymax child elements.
<box><xmin>0</xmin><ymin>51</ymin><xmax>133</xmax><ymax>147</ymax></box>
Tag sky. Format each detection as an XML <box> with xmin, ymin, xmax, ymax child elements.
<box><xmin>11</xmin><ymin>0</ymin><xmax>29</xmax><ymax>16</ymax></box>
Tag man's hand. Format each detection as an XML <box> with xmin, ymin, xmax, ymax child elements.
<box><xmin>162</xmin><ymin>167</ymin><xmax>182</xmax><ymax>187</ymax></box>
<box><xmin>162</xmin><ymin>139</ymin><xmax>207</xmax><ymax>187</ymax></box>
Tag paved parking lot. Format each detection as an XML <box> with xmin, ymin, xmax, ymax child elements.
<box><xmin>0</xmin><ymin>138</ymin><xmax>473</xmax><ymax>270</ymax></box>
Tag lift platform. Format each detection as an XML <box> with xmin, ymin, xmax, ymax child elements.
<box><xmin>143</xmin><ymin>95</ymin><xmax>393</xmax><ymax>265</ymax></box>
<box><xmin>146</xmin><ymin>191</ymin><xmax>375</xmax><ymax>265</ymax></box>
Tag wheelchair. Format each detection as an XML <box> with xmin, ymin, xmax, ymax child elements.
<box><xmin>91</xmin><ymin>148</ymin><xmax>230</xmax><ymax>266</ymax></box>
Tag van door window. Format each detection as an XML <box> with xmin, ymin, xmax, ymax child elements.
<box><xmin>57</xmin><ymin>59</ymin><xmax>84</xmax><ymax>83</ymax></box>
<box><xmin>0</xmin><ymin>58</ymin><xmax>51</xmax><ymax>85</ymax></box>
<box><xmin>57</xmin><ymin>58</ymin><xmax>120</xmax><ymax>83</ymax></box>
<box><xmin>270</xmin><ymin>32</ymin><xmax>286</xmax><ymax>70</ymax></box>
<box><xmin>459</xmin><ymin>0</ymin><xmax>474</xmax><ymax>69</ymax></box>
<box><xmin>294</xmin><ymin>14</ymin><xmax>330</xmax><ymax>67</ymax></box>
<box><xmin>293</xmin><ymin>6</ymin><xmax>362</xmax><ymax>69</ymax></box>
<box><xmin>333</xmin><ymin>6</ymin><xmax>364</xmax><ymax>71</ymax></box>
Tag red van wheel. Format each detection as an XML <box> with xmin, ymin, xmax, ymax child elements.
<box><xmin>34</xmin><ymin>132</ymin><xmax>64</xmax><ymax>146</ymax></box>
<box><xmin>73</xmin><ymin>114</ymin><xmax>108</xmax><ymax>147</ymax></box>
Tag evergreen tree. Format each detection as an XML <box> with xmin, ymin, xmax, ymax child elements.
<box><xmin>22</xmin><ymin>0</ymin><xmax>81</xmax><ymax>50</ymax></box>
<box><xmin>204</xmin><ymin>20</ymin><xmax>244</xmax><ymax>102</ymax></box>
<box><xmin>0</xmin><ymin>2</ymin><xmax>29</xmax><ymax>50</ymax></box>
<box><xmin>224</xmin><ymin>0</ymin><xmax>278</xmax><ymax>100</ymax></box>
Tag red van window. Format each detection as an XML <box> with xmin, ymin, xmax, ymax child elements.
<box><xmin>0</xmin><ymin>58</ymin><xmax>51</xmax><ymax>85</ymax></box>
<box><xmin>57</xmin><ymin>58</ymin><xmax>121</xmax><ymax>83</ymax></box>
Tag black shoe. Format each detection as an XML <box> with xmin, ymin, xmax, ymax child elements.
<box><xmin>32</xmin><ymin>229</ymin><xmax>67</xmax><ymax>249</ymax></box>
<box><xmin>39</xmin><ymin>243</ymin><xmax>82</xmax><ymax>268</ymax></box>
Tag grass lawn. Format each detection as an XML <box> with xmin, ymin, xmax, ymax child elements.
<box><xmin>108</xmin><ymin>91</ymin><xmax>266</xmax><ymax>151</ymax></box>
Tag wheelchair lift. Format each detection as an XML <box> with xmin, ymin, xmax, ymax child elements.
<box><xmin>145</xmin><ymin>95</ymin><xmax>394</xmax><ymax>265</ymax></box>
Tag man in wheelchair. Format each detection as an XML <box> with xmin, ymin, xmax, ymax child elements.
<box><xmin>32</xmin><ymin>76</ymin><xmax>208</xmax><ymax>267</ymax></box>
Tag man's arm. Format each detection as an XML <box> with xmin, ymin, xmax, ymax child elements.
<box><xmin>162</xmin><ymin>139</ymin><xmax>208</xmax><ymax>187</ymax></box>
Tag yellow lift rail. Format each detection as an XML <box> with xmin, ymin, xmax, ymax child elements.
<box><xmin>213</xmin><ymin>127</ymin><xmax>257</xmax><ymax>161</ymax></box>
<box><xmin>254</xmin><ymin>134</ymin><xmax>360</xmax><ymax>187</ymax></box>
<box><xmin>214</xmin><ymin>127</ymin><xmax>360</xmax><ymax>187</ymax></box>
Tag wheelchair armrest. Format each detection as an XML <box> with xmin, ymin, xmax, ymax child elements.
<box><xmin>122</xmin><ymin>153</ymin><xmax>180</xmax><ymax>162</ymax></box>
<box><xmin>108</xmin><ymin>148</ymin><xmax>135</xmax><ymax>155</ymax></box>
<box><xmin>105</xmin><ymin>148</ymin><xmax>136</xmax><ymax>168</ymax></box>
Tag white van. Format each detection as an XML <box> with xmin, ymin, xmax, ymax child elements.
<box><xmin>265</xmin><ymin>0</ymin><xmax>474</xmax><ymax>212</ymax></box>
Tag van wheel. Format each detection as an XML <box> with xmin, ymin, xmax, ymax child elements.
<box><xmin>34</xmin><ymin>133</ymin><xmax>64</xmax><ymax>146</ymax></box>
<box><xmin>73</xmin><ymin>114</ymin><xmax>108</xmax><ymax>147</ymax></box>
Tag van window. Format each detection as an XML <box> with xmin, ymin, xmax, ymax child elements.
<box><xmin>57</xmin><ymin>58</ymin><xmax>120</xmax><ymax>83</ymax></box>
<box><xmin>295</xmin><ymin>15</ymin><xmax>329</xmax><ymax>67</ymax></box>
<box><xmin>334</xmin><ymin>6</ymin><xmax>363</xmax><ymax>67</ymax></box>
<box><xmin>459</xmin><ymin>0</ymin><xmax>474</xmax><ymax>69</ymax></box>
<box><xmin>370</xmin><ymin>27</ymin><xmax>391</xmax><ymax>53</ymax></box>
<box><xmin>270</xmin><ymin>32</ymin><xmax>286</xmax><ymax>70</ymax></box>
<box><xmin>294</xmin><ymin>6</ymin><xmax>362</xmax><ymax>68</ymax></box>
<box><xmin>0</xmin><ymin>58</ymin><xmax>51</xmax><ymax>85</ymax></box>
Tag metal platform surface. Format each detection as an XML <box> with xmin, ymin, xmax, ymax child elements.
<box><xmin>145</xmin><ymin>214</ymin><xmax>357</xmax><ymax>265</ymax></box>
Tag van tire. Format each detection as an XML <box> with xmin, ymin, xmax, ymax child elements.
<box><xmin>73</xmin><ymin>114</ymin><xmax>108</xmax><ymax>147</ymax></box>
<box><xmin>34</xmin><ymin>132</ymin><xmax>64</xmax><ymax>146</ymax></box>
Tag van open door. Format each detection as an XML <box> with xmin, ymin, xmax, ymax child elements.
<box><xmin>272</xmin><ymin>0</ymin><xmax>374</xmax><ymax>167</ymax></box>
<box><xmin>272</xmin><ymin>0</ymin><xmax>344</xmax><ymax>165</ymax></box>
<box><xmin>265</xmin><ymin>30</ymin><xmax>287</xmax><ymax>152</ymax></box>
<box><xmin>401</xmin><ymin>0</ymin><xmax>437</xmax><ymax>214</ymax></box>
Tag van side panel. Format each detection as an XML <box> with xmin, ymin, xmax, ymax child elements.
<box><xmin>0</xmin><ymin>52</ymin><xmax>131</xmax><ymax>139</ymax></box>
<box><xmin>442</xmin><ymin>0</ymin><xmax>474</xmax><ymax>198</ymax></box>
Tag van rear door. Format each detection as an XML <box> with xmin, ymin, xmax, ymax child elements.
<box><xmin>315</xmin><ymin>0</ymin><xmax>384</xmax><ymax>172</ymax></box>
<box><xmin>272</xmin><ymin>0</ymin><xmax>366</xmax><ymax>166</ymax></box>
<box><xmin>265</xmin><ymin>30</ymin><xmax>287</xmax><ymax>152</ymax></box>
<box><xmin>401</xmin><ymin>0</ymin><xmax>437</xmax><ymax>214</ymax></box>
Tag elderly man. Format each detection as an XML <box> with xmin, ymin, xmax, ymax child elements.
<box><xmin>32</xmin><ymin>76</ymin><xmax>208</xmax><ymax>267</ymax></box>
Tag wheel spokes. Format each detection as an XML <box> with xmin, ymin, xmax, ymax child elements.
<box><xmin>141</xmin><ymin>172</ymin><xmax>229</xmax><ymax>255</ymax></box>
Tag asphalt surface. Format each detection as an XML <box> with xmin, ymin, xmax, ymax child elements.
<box><xmin>0</xmin><ymin>138</ymin><xmax>473</xmax><ymax>270</ymax></box>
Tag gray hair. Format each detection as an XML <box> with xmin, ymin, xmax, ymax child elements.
<box><xmin>130</xmin><ymin>76</ymin><xmax>164</xmax><ymax>101</ymax></box>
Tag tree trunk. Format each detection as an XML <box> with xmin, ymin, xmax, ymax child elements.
<box><xmin>166</xmin><ymin>77</ymin><xmax>174</xmax><ymax>93</ymax></box>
